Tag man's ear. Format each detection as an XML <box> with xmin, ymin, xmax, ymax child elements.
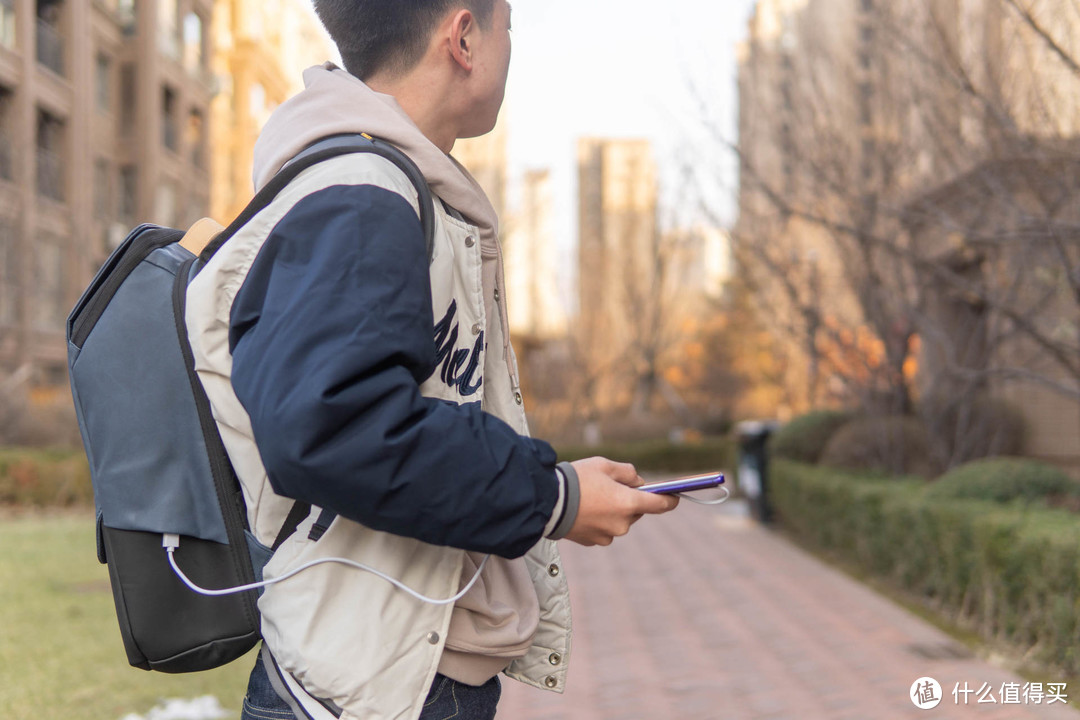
<box><xmin>447</xmin><ymin>8</ymin><xmax>476</xmax><ymax>71</ymax></box>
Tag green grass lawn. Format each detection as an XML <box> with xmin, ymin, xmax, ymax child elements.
<box><xmin>0</xmin><ymin>512</ymin><xmax>254</xmax><ymax>719</ymax></box>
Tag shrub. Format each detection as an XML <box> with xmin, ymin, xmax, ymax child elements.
<box><xmin>920</xmin><ymin>393</ymin><xmax>1026</xmax><ymax>468</ymax></box>
<box><xmin>0</xmin><ymin>386</ymin><xmax>81</xmax><ymax>449</ymax></box>
<box><xmin>555</xmin><ymin>437</ymin><xmax>734</xmax><ymax>474</ymax></box>
<box><xmin>770</xmin><ymin>459</ymin><xmax>1080</xmax><ymax>675</ymax></box>
<box><xmin>819</xmin><ymin>415</ymin><xmax>934</xmax><ymax>476</ymax></box>
<box><xmin>768</xmin><ymin>409</ymin><xmax>852</xmax><ymax>464</ymax></box>
<box><xmin>0</xmin><ymin>448</ymin><xmax>93</xmax><ymax>507</ymax></box>
<box><xmin>927</xmin><ymin>457</ymin><xmax>1080</xmax><ymax>505</ymax></box>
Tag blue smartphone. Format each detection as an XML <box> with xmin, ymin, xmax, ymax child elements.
<box><xmin>640</xmin><ymin>472</ymin><xmax>725</xmax><ymax>495</ymax></box>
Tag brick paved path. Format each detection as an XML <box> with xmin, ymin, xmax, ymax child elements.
<box><xmin>497</xmin><ymin>498</ymin><xmax>1079</xmax><ymax>720</ymax></box>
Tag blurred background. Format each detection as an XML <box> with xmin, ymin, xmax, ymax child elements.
<box><xmin>0</xmin><ymin>0</ymin><xmax>1077</xmax><ymax>475</ymax></box>
<box><xmin>2</xmin><ymin>0</ymin><xmax>1080</xmax><ymax>718</ymax></box>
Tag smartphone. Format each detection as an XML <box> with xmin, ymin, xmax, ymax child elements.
<box><xmin>640</xmin><ymin>472</ymin><xmax>725</xmax><ymax>495</ymax></box>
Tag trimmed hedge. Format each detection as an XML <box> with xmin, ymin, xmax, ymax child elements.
<box><xmin>770</xmin><ymin>459</ymin><xmax>1080</xmax><ymax>674</ymax></box>
<box><xmin>820</xmin><ymin>415</ymin><xmax>934</xmax><ymax>477</ymax></box>
<box><xmin>768</xmin><ymin>410</ymin><xmax>852</xmax><ymax>464</ymax></box>
<box><xmin>928</xmin><ymin>457</ymin><xmax>1080</xmax><ymax>505</ymax></box>
<box><xmin>555</xmin><ymin>437</ymin><xmax>735</xmax><ymax>474</ymax></box>
<box><xmin>0</xmin><ymin>448</ymin><xmax>93</xmax><ymax>507</ymax></box>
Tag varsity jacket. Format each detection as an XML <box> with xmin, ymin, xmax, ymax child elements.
<box><xmin>184</xmin><ymin>65</ymin><xmax>573</xmax><ymax>720</ymax></box>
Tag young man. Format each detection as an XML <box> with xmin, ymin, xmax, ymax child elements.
<box><xmin>186</xmin><ymin>2</ymin><xmax>678</xmax><ymax>718</ymax></box>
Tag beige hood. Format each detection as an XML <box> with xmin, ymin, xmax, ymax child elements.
<box><xmin>253</xmin><ymin>62</ymin><xmax>500</xmax><ymax>248</ymax></box>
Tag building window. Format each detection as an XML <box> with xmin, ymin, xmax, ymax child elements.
<box><xmin>94</xmin><ymin>158</ymin><xmax>110</xmax><ymax>220</ymax></box>
<box><xmin>117</xmin><ymin>0</ymin><xmax>134</xmax><ymax>33</ymax></box>
<box><xmin>119</xmin><ymin>63</ymin><xmax>135</xmax><ymax>135</ymax></box>
<box><xmin>185</xmin><ymin>193</ymin><xmax>206</xmax><ymax>227</ymax></box>
<box><xmin>249</xmin><ymin>82</ymin><xmax>266</xmax><ymax>124</ymax></box>
<box><xmin>0</xmin><ymin>216</ymin><xmax>15</xmax><ymax>325</ymax></box>
<box><xmin>154</xmin><ymin>181</ymin><xmax>176</xmax><ymax>227</ymax></box>
<box><xmin>96</xmin><ymin>53</ymin><xmax>111</xmax><ymax>113</ymax></box>
<box><xmin>0</xmin><ymin>0</ymin><xmax>15</xmax><ymax>50</ymax></box>
<box><xmin>247</xmin><ymin>5</ymin><xmax>263</xmax><ymax>39</ymax></box>
<box><xmin>36</xmin><ymin>0</ymin><xmax>64</xmax><ymax>76</ymax></box>
<box><xmin>780</xmin><ymin>80</ymin><xmax>793</xmax><ymax>110</ymax></box>
<box><xmin>33</xmin><ymin>231</ymin><xmax>64</xmax><ymax>331</ymax></box>
<box><xmin>860</xmin><ymin>23</ymin><xmax>874</xmax><ymax>46</ymax></box>
<box><xmin>118</xmin><ymin>165</ymin><xmax>136</xmax><ymax>222</ymax></box>
<box><xmin>36</xmin><ymin>109</ymin><xmax>65</xmax><ymax>202</ymax></box>
<box><xmin>861</xmin><ymin>138</ymin><xmax>875</xmax><ymax>181</ymax></box>
<box><xmin>858</xmin><ymin>81</ymin><xmax>873</xmax><ymax>126</ymax></box>
<box><xmin>182</xmin><ymin>12</ymin><xmax>203</xmax><ymax>72</ymax></box>
<box><xmin>186</xmin><ymin>108</ymin><xmax>204</xmax><ymax>168</ymax></box>
<box><xmin>162</xmin><ymin>85</ymin><xmax>178</xmax><ymax>152</ymax></box>
<box><xmin>0</xmin><ymin>86</ymin><xmax>13</xmax><ymax>181</ymax></box>
<box><xmin>158</xmin><ymin>0</ymin><xmax>179</xmax><ymax>59</ymax></box>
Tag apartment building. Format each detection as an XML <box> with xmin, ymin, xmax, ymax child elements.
<box><xmin>577</xmin><ymin>136</ymin><xmax>659</xmax><ymax>409</ymax></box>
<box><xmin>209</xmin><ymin>0</ymin><xmax>330</xmax><ymax>222</ymax></box>
<box><xmin>452</xmin><ymin>111</ymin><xmax>508</xmax><ymax>224</ymax></box>
<box><xmin>504</xmin><ymin>168</ymin><xmax>568</xmax><ymax>342</ymax></box>
<box><xmin>0</xmin><ymin>0</ymin><xmax>214</xmax><ymax>385</ymax></box>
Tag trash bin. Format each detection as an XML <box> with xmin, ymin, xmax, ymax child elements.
<box><xmin>736</xmin><ymin>420</ymin><xmax>778</xmax><ymax>523</ymax></box>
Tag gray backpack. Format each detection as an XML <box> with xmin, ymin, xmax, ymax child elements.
<box><xmin>67</xmin><ymin>135</ymin><xmax>434</xmax><ymax>673</ymax></box>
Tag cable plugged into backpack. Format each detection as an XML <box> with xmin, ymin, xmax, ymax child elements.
<box><xmin>162</xmin><ymin>533</ymin><xmax>488</xmax><ymax>606</ymax></box>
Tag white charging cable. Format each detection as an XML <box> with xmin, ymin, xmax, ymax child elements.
<box><xmin>676</xmin><ymin>486</ymin><xmax>731</xmax><ymax>505</ymax></box>
<box><xmin>163</xmin><ymin>534</ymin><xmax>488</xmax><ymax>606</ymax></box>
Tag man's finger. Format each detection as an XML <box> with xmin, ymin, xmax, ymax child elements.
<box><xmin>634</xmin><ymin>491</ymin><xmax>680</xmax><ymax>514</ymax></box>
<box><xmin>607</xmin><ymin>461</ymin><xmax>641</xmax><ymax>486</ymax></box>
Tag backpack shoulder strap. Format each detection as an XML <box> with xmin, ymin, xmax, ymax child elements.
<box><xmin>200</xmin><ymin>133</ymin><xmax>436</xmax><ymax>264</ymax></box>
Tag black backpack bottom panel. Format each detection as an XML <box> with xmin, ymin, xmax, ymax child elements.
<box><xmin>100</xmin><ymin>523</ymin><xmax>261</xmax><ymax>673</ymax></box>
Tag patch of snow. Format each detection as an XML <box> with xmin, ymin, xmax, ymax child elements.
<box><xmin>119</xmin><ymin>695</ymin><xmax>232</xmax><ymax>720</ymax></box>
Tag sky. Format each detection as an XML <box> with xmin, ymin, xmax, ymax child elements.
<box><xmin>504</xmin><ymin>0</ymin><xmax>757</xmax><ymax>231</ymax></box>
<box><xmin>299</xmin><ymin>0</ymin><xmax>758</xmax><ymax>248</ymax></box>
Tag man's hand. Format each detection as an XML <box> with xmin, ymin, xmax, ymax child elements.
<box><xmin>563</xmin><ymin>456</ymin><xmax>679</xmax><ymax>547</ymax></box>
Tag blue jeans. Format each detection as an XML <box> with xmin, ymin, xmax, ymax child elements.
<box><xmin>241</xmin><ymin>647</ymin><xmax>501</xmax><ymax>720</ymax></box>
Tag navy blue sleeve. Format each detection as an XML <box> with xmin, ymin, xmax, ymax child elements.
<box><xmin>228</xmin><ymin>184</ymin><xmax>558</xmax><ymax>559</ymax></box>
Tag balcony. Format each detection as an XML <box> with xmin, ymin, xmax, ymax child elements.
<box><xmin>36</xmin><ymin>148</ymin><xmax>63</xmax><ymax>201</ymax></box>
<box><xmin>36</xmin><ymin>20</ymin><xmax>64</xmax><ymax>76</ymax></box>
<box><xmin>95</xmin><ymin>0</ymin><xmax>137</xmax><ymax>34</ymax></box>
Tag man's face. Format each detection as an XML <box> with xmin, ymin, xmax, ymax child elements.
<box><xmin>461</xmin><ymin>0</ymin><xmax>512</xmax><ymax>138</ymax></box>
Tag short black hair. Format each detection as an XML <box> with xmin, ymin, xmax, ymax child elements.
<box><xmin>313</xmin><ymin>0</ymin><xmax>496</xmax><ymax>81</ymax></box>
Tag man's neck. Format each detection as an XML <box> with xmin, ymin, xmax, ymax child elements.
<box><xmin>367</xmin><ymin>72</ymin><xmax>459</xmax><ymax>154</ymax></box>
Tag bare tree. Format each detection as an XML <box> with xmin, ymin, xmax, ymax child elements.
<box><xmin>723</xmin><ymin>0</ymin><xmax>1080</xmax><ymax>470</ymax></box>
